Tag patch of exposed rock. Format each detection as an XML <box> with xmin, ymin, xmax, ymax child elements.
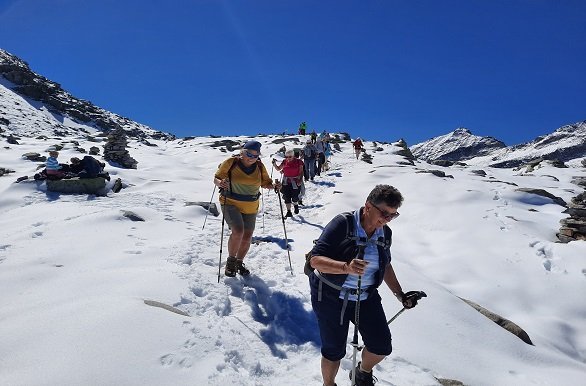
<box><xmin>558</xmin><ymin>177</ymin><xmax>586</xmax><ymax>242</ymax></box>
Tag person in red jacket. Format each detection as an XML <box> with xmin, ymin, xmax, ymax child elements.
<box><xmin>353</xmin><ymin>137</ymin><xmax>364</xmax><ymax>160</ymax></box>
<box><xmin>272</xmin><ymin>149</ymin><xmax>304</xmax><ymax>218</ymax></box>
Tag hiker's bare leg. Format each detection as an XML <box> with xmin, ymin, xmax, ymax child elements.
<box><xmin>235</xmin><ymin>229</ymin><xmax>254</xmax><ymax>259</ymax></box>
<box><xmin>360</xmin><ymin>348</ymin><xmax>385</xmax><ymax>372</ymax></box>
<box><xmin>228</xmin><ymin>228</ymin><xmax>244</xmax><ymax>257</ymax></box>
<box><xmin>321</xmin><ymin>357</ymin><xmax>340</xmax><ymax>386</ymax></box>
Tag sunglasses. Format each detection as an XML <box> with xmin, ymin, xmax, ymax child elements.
<box><xmin>244</xmin><ymin>151</ymin><xmax>260</xmax><ymax>159</ymax></box>
<box><xmin>370</xmin><ymin>202</ymin><xmax>400</xmax><ymax>221</ymax></box>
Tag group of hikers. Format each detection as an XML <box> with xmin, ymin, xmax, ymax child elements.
<box><xmin>35</xmin><ymin>150</ymin><xmax>109</xmax><ymax>181</ymax></box>
<box><xmin>213</xmin><ymin>132</ymin><xmax>424</xmax><ymax>386</ymax></box>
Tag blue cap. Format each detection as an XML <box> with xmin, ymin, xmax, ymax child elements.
<box><xmin>242</xmin><ymin>140</ymin><xmax>261</xmax><ymax>152</ymax></box>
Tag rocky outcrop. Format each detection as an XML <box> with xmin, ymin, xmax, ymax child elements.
<box><xmin>103</xmin><ymin>128</ymin><xmax>138</xmax><ymax>169</ymax></box>
<box><xmin>0</xmin><ymin>48</ymin><xmax>174</xmax><ymax>142</ymax></box>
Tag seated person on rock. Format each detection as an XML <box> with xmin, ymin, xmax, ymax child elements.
<box><xmin>70</xmin><ymin>156</ymin><xmax>109</xmax><ymax>180</ymax></box>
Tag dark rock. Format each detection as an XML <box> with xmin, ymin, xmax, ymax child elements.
<box><xmin>15</xmin><ymin>175</ymin><xmax>28</xmax><ymax>182</ymax></box>
<box><xmin>471</xmin><ymin>169</ymin><xmax>487</xmax><ymax>177</ymax></box>
<box><xmin>460</xmin><ymin>297</ymin><xmax>533</xmax><ymax>345</ymax></box>
<box><xmin>185</xmin><ymin>201</ymin><xmax>219</xmax><ymax>217</ymax></box>
<box><xmin>89</xmin><ymin>146</ymin><xmax>100</xmax><ymax>155</ymax></box>
<box><xmin>516</xmin><ymin>188</ymin><xmax>567</xmax><ymax>207</ymax></box>
<box><xmin>7</xmin><ymin>135</ymin><xmax>19</xmax><ymax>145</ymax></box>
<box><xmin>22</xmin><ymin>152</ymin><xmax>46</xmax><ymax>162</ymax></box>
<box><xmin>103</xmin><ymin>128</ymin><xmax>138</xmax><ymax>169</ymax></box>
<box><xmin>431</xmin><ymin>160</ymin><xmax>454</xmax><ymax>167</ymax></box>
<box><xmin>0</xmin><ymin>167</ymin><xmax>16</xmax><ymax>176</ymax></box>
<box><xmin>121</xmin><ymin>210</ymin><xmax>145</xmax><ymax>222</ymax></box>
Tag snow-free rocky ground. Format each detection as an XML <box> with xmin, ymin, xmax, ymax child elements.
<box><xmin>1</xmin><ymin>132</ymin><xmax>585</xmax><ymax>386</ymax></box>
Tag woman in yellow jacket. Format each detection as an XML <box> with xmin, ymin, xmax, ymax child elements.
<box><xmin>214</xmin><ymin>140</ymin><xmax>280</xmax><ymax>277</ymax></box>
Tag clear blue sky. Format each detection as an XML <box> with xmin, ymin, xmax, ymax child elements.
<box><xmin>1</xmin><ymin>0</ymin><xmax>585</xmax><ymax>145</ymax></box>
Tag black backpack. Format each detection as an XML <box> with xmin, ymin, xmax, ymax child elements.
<box><xmin>304</xmin><ymin>212</ymin><xmax>392</xmax><ymax>276</ymax></box>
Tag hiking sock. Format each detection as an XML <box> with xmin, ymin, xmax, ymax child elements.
<box><xmin>224</xmin><ymin>256</ymin><xmax>238</xmax><ymax>277</ymax></box>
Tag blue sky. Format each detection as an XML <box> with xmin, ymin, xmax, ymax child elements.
<box><xmin>1</xmin><ymin>0</ymin><xmax>584</xmax><ymax>145</ymax></box>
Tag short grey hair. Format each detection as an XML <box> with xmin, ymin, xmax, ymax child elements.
<box><xmin>366</xmin><ymin>184</ymin><xmax>404</xmax><ymax>208</ymax></box>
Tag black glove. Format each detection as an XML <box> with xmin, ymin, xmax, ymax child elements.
<box><xmin>401</xmin><ymin>290</ymin><xmax>427</xmax><ymax>309</ymax></box>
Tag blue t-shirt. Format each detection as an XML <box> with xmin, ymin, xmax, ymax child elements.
<box><xmin>340</xmin><ymin>208</ymin><xmax>385</xmax><ymax>301</ymax></box>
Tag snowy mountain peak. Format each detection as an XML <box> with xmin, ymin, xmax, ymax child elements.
<box><xmin>410</xmin><ymin>127</ymin><xmax>506</xmax><ymax>162</ymax></box>
<box><xmin>410</xmin><ymin>121</ymin><xmax>585</xmax><ymax>167</ymax></box>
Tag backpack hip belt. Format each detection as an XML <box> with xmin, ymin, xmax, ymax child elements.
<box><xmin>314</xmin><ymin>270</ymin><xmax>369</xmax><ymax>326</ymax></box>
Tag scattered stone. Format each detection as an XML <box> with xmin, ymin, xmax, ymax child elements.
<box><xmin>436</xmin><ymin>379</ymin><xmax>465</xmax><ymax>386</ymax></box>
<box><xmin>89</xmin><ymin>146</ymin><xmax>100</xmax><ymax>155</ymax></box>
<box><xmin>112</xmin><ymin>178</ymin><xmax>123</xmax><ymax>193</ymax></box>
<box><xmin>7</xmin><ymin>135</ymin><xmax>19</xmax><ymax>145</ymax></box>
<box><xmin>417</xmin><ymin>169</ymin><xmax>454</xmax><ymax>178</ymax></box>
<box><xmin>185</xmin><ymin>201</ymin><xmax>219</xmax><ymax>217</ymax></box>
<box><xmin>0</xmin><ymin>167</ymin><xmax>16</xmax><ymax>177</ymax></box>
<box><xmin>144</xmin><ymin>300</ymin><xmax>189</xmax><ymax>317</ymax></box>
<box><xmin>460</xmin><ymin>297</ymin><xmax>533</xmax><ymax>345</ymax></box>
<box><xmin>121</xmin><ymin>210</ymin><xmax>145</xmax><ymax>222</ymax></box>
<box><xmin>15</xmin><ymin>175</ymin><xmax>28</xmax><ymax>183</ymax></box>
<box><xmin>471</xmin><ymin>169</ymin><xmax>487</xmax><ymax>177</ymax></box>
<box><xmin>22</xmin><ymin>152</ymin><xmax>46</xmax><ymax>162</ymax></box>
<box><xmin>431</xmin><ymin>160</ymin><xmax>454</xmax><ymax>167</ymax></box>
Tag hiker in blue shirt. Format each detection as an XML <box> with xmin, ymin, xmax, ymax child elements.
<box><xmin>308</xmin><ymin>185</ymin><xmax>422</xmax><ymax>386</ymax></box>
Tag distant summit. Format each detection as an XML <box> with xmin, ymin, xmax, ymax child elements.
<box><xmin>410</xmin><ymin>122</ymin><xmax>586</xmax><ymax>167</ymax></box>
<box><xmin>0</xmin><ymin>48</ymin><xmax>174</xmax><ymax>141</ymax></box>
<box><xmin>410</xmin><ymin>127</ymin><xmax>506</xmax><ymax>162</ymax></box>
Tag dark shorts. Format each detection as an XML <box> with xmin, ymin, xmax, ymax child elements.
<box><xmin>281</xmin><ymin>183</ymin><xmax>300</xmax><ymax>204</ymax></box>
<box><xmin>222</xmin><ymin>204</ymin><xmax>257</xmax><ymax>232</ymax></box>
<box><xmin>310</xmin><ymin>277</ymin><xmax>392</xmax><ymax>361</ymax></box>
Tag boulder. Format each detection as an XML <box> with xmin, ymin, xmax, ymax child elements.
<box><xmin>46</xmin><ymin>177</ymin><xmax>106</xmax><ymax>195</ymax></box>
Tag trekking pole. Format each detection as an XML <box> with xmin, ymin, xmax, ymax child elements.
<box><xmin>261</xmin><ymin>189</ymin><xmax>265</xmax><ymax>233</ymax></box>
<box><xmin>275</xmin><ymin>179</ymin><xmax>293</xmax><ymax>275</ymax></box>
<box><xmin>387</xmin><ymin>308</ymin><xmax>406</xmax><ymax>324</ymax></box>
<box><xmin>202</xmin><ymin>185</ymin><xmax>217</xmax><ymax>230</ymax></box>
<box><xmin>350</xmin><ymin>245</ymin><xmax>367</xmax><ymax>386</ymax></box>
<box><xmin>217</xmin><ymin>203</ymin><xmax>226</xmax><ymax>283</ymax></box>
<box><xmin>387</xmin><ymin>291</ymin><xmax>427</xmax><ymax>324</ymax></box>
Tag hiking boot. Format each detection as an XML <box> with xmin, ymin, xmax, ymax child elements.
<box><xmin>224</xmin><ymin>256</ymin><xmax>238</xmax><ymax>277</ymax></box>
<box><xmin>349</xmin><ymin>362</ymin><xmax>377</xmax><ymax>386</ymax></box>
<box><xmin>285</xmin><ymin>210</ymin><xmax>293</xmax><ymax>218</ymax></box>
<box><xmin>237</xmin><ymin>260</ymin><xmax>250</xmax><ymax>276</ymax></box>
<box><xmin>298</xmin><ymin>199</ymin><xmax>303</xmax><ymax>206</ymax></box>
<box><xmin>294</xmin><ymin>204</ymin><xmax>299</xmax><ymax>214</ymax></box>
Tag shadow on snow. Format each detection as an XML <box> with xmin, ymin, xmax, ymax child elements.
<box><xmin>226</xmin><ymin>275</ymin><xmax>321</xmax><ymax>359</ymax></box>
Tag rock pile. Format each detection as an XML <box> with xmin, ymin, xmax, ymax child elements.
<box><xmin>103</xmin><ymin>128</ymin><xmax>138</xmax><ymax>169</ymax></box>
<box><xmin>557</xmin><ymin>176</ymin><xmax>586</xmax><ymax>243</ymax></box>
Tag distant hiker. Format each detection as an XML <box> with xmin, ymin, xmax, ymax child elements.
<box><xmin>353</xmin><ymin>137</ymin><xmax>364</xmax><ymax>160</ymax></box>
<box><xmin>323</xmin><ymin>138</ymin><xmax>333</xmax><ymax>172</ymax></box>
<box><xmin>45</xmin><ymin>151</ymin><xmax>65</xmax><ymax>179</ymax></box>
<box><xmin>314</xmin><ymin>138</ymin><xmax>326</xmax><ymax>177</ymax></box>
<box><xmin>310</xmin><ymin>130</ymin><xmax>317</xmax><ymax>144</ymax></box>
<box><xmin>272</xmin><ymin>149</ymin><xmax>304</xmax><ymax>217</ymax></box>
<box><xmin>302</xmin><ymin>139</ymin><xmax>318</xmax><ymax>181</ymax></box>
<box><xmin>214</xmin><ymin>140</ymin><xmax>281</xmax><ymax>277</ymax></box>
<box><xmin>298</xmin><ymin>121</ymin><xmax>307</xmax><ymax>135</ymax></box>
<box><xmin>308</xmin><ymin>185</ymin><xmax>422</xmax><ymax>386</ymax></box>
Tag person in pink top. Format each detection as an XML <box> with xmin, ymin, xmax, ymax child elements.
<box><xmin>272</xmin><ymin>149</ymin><xmax>304</xmax><ymax>218</ymax></box>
